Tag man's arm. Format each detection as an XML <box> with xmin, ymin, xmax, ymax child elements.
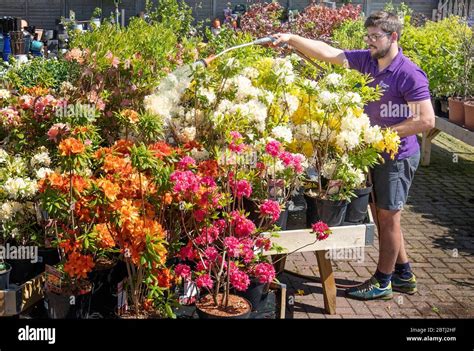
<box><xmin>390</xmin><ymin>100</ymin><xmax>435</xmax><ymax>138</ymax></box>
<box><xmin>273</xmin><ymin>34</ymin><xmax>348</xmax><ymax>66</ymax></box>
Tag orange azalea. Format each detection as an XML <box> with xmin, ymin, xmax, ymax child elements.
<box><xmin>155</xmin><ymin>268</ymin><xmax>172</xmax><ymax>288</ymax></box>
<box><xmin>103</xmin><ymin>154</ymin><xmax>128</xmax><ymax>173</ymax></box>
<box><xmin>93</xmin><ymin>223</ymin><xmax>116</xmax><ymax>249</ymax></box>
<box><xmin>71</xmin><ymin>174</ymin><xmax>89</xmax><ymax>194</ymax></box>
<box><xmin>97</xmin><ymin>178</ymin><xmax>121</xmax><ymax>202</ymax></box>
<box><xmin>198</xmin><ymin>159</ymin><xmax>219</xmax><ymax>178</ymax></box>
<box><xmin>163</xmin><ymin>192</ymin><xmax>173</xmax><ymax>205</ymax></box>
<box><xmin>113</xmin><ymin>139</ymin><xmax>133</xmax><ymax>154</ymax></box>
<box><xmin>115</xmin><ymin>199</ymin><xmax>140</xmax><ymax>223</ymax></box>
<box><xmin>19</xmin><ymin>86</ymin><xmax>50</xmax><ymax>97</ymax></box>
<box><xmin>121</xmin><ymin>109</ymin><xmax>139</xmax><ymax>124</ymax></box>
<box><xmin>63</xmin><ymin>251</ymin><xmax>95</xmax><ymax>279</ymax></box>
<box><xmin>58</xmin><ymin>137</ymin><xmax>85</xmax><ymax>156</ymax></box>
<box><xmin>149</xmin><ymin>141</ymin><xmax>174</xmax><ymax>159</ymax></box>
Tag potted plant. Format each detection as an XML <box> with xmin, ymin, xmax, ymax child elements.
<box><xmin>169</xmin><ymin>135</ymin><xmax>283</xmax><ymax>318</ymax></box>
<box><xmin>90</xmin><ymin>7</ymin><xmax>102</xmax><ymax>28</ymax></box>
<box><xmin>289</xmin><ymin>69</ymin><xmax>399</xmax><ymax>226</ymax></box>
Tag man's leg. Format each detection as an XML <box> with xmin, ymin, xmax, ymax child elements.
<box><xmin>376</xmin><ymin>208</ymin><xmax>402</xmax><ymax>275</ymax></box>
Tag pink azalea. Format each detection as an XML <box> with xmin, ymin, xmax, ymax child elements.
<box><xmin>259</xmin><ymin>199</ymin><xmax>281</xmax><ymax>223</ymax></box>
<box><xmin>312</xmin><ymin>221</ymin><xmax>331</xmax><ymax>241</ymax></box>
<box><xmin>231</xmin><ymin>211</ymin><xmax>256</xmax><ymax>238</ymax></box>
<box><xmin>178</xmin><ymin>242</ymin><xmax>195</xmax><ymax>261</ymax></box>
<box><xmin>196</xmin><ymin>274</ymin><xmax>213</xmax><ymax>289</ymax></box>
<box><xmin>170</xmin><ymin>170</ymin><xmax>200</xmax><ymax>194</ymax></box>
<box><xmin>224</xmin><ymin>236</ymin><xmax>240</xmax><ymax>258</ymax></box>
<box><xmin>19</xmin><ymin>95</ymin><xmax>34</xmax><ymax>109</ymax></box>
<box><xmin>196</xmin><ymin>260</ymin><xmax>210</xmax><ymax>272</ymax></box>
<box><xmin>177</xmin><ymin>156</ymin><xmax>196</xmax><ymax>170</ymax></box>
<box><xmin>232</xmin><ymin>179</ymin><xmax>252</xmax><ymax>199</ymax></box>
<box><xmin>47</xmin><ymin>123</ymin><xmax>69</xmax><ymax>142</ymax></box>
<box><xmin>230</xmin><ymin>269</ymin><xmax>250</xmax><ymax>292</ymax></box>
<box><xmin>204</xmin><ymin>246</ymin><xmax>219</xmax><ymax>261</ymax></box>
<box><xmin>253</xmin><ymin>263</ymin><xmax>276</xmax><ymax>284</ymax></box>
<box><xmin>265</xmin><ymin>140</ymin><xmax>282</xmax><ymax>157</ymax></box>
<box><xmin>175</xmin><ymin>264</ymin><xmax>191</xmax><ymax>279</ymax></box>
<box><xmin>255</xmin><ymin>237</ymin><xmax>272</xmax><ymax>251</ymax></box>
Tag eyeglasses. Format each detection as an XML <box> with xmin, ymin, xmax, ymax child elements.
<box><xmin>364</xmin><ymin>32</ymin><xmax>392</xmax><ymax>42</ymax></box>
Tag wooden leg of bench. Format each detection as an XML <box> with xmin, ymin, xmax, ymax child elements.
<box><xmin>315</xmin><ymin>250</ymin><xmax>336</xmax><ymax>315</ymax></box>
<box><xmin>421</xmin><ymin>129</ymin><xmax>441</xmax><ymax>166</ymax></box>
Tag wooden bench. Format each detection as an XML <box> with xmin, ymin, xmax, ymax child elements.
<box><xmin>263</xmin><ymin>210</ymin><xmax>375</xmax><ymax>315</ymax></box>
<box><xmin>421</xmin><ymin>116</ymin><xmax>474</xmax><ymax>166</ymax></box>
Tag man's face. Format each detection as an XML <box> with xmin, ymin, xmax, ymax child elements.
<box><xmin>364</xmin><ymin>26</ymin><xmax>394</xmax><ymax>59</ymax></box>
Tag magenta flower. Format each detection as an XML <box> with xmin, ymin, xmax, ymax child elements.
<box><xmin>175</xmin><ymin>264</ymin><xmax>191</xmax><ymax>279</ymax></box>
<box><xmin>196</xmin><ymin>274</ymin><xmax>214</xmax><ymax>289</ymax></box>
<box><xmin>259</xmin><ymin>199</ymin><xmax>281</xmax><ymax>222</ymax></box>
<box><xmin>254</xmin><ymin>263</ymin><xmax>276</xmax><ymax>284</ymax></box>
<box><xmin>177</xmin><ymin>156</ymin><xmax>196</xmax><ymax>170</ymax></box>
<box><xmin>311</xmin><ymin>221</ymin><xmax>332</xmax><ymax>241</ymax></box>
<box><xmin>224</xmin><ymin>236</ymin><xmax>240</xmax><ymax>258</ymax></box>
<box><xmin>265</xmin><ymin>140</ymin><xmax>282</xmax><ymax>157</ymax></box>
<box><xmin>231</xmin><ymin>211</ymin><xmax>256</xmax><ymax>238</ymax></box>
<box><xmin>230</xmin><ymin>269</ymin><xmax>250</xmax><ymax>292</ymax></box>
<box><xmin>232</xmin><ymin>179</ymin><xmax>252</xmax><ymax>199</ymax></box>
<box><xmin>204</xmin><ymin>246</ymin><xmax>219</xmax><ymax>261</ymax></box>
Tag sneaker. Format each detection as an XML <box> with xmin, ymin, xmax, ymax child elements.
<box><xmin>345</xmin><ymin>276</ymin><xmax>393</xmax><ymax>301</ymax></box>
<box><xmin>392</xmin><ymin>272</ymin><xmax>417</xmax><ymax>294</ymax></box>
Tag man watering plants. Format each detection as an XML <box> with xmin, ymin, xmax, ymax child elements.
<box><xmin>272</xmin><ymin>11</ymin><xmax>435</xmax><ymax>300</ymax></box>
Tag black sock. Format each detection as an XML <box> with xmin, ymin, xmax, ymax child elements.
<box><xmin>374</xmin><ymin>270</ymin><xmax>392</xmax><ymax>288</ymax></box>
<box><xmin>395</xmin><ymin>262</ymin><xmax>413</xmax><ymax>279</ymax></box>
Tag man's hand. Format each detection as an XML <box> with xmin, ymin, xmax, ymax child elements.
<box><xmin>391</xmin><ymin>99</ymin><xmax>435</xmax><ymax>138</ymax></box>
<box><xmin>272</xmin><ymin>33</ymin><xmax>293</xmax><ymax>47</ymax></box>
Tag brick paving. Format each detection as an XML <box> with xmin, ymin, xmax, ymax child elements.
<box><xmin>280</xmin><ymin>133</ymin><xmax>474</xmax><ymax>318</ymax></box>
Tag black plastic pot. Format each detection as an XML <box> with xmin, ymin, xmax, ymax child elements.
<box><xmin>44</xmin><ymin>289</ymin><xmax>92</xmax><ymax>319</ymax></box>
<box><xmin>33</xmin><ymin>247</ymin><xmax>61</xmax><ymax>277</ymax></box>
<box><xmin>304</xmin><ymin>193</ymin><xmax>348</xmax><ymax>227</ymax></box>
<box><xmin>0</xmin><ymin>263</ymin><xmax>12</xmax><ymax>290</ymax></box>
<box><xmin>6</xmin><ymin>259</ymin><xmax>36</xmax><ymax>285</ymax></box>
<box><xmin>345</xmin><ymin>184</ymin><xmax>373</xmax><ymax>224</ymax></box>
<box><xmin>88</xmin><ymin>259</ymin><xmax>122</xmax><ymax>316</ymax></box>
<box><xmin>236</xmin><ymin>279</ymin><xmax>269</xmax><ymax>311</ymax></box>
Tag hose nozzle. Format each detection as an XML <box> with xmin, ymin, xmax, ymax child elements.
<box><xmin>254</xmin><ymin>36</ymin><xmax>288</xmax><ymax>48</ymax></box>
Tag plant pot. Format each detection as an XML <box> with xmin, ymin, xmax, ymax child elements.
<box><xmin>44</xmin><ymin>285</ymin><xmax>92</xmax><ymax>319</ymax></box>
<box><xmin>236</xmin><ymin>279</ymin><xmax>269</xmax><ymax>311</ymax></box>
<box><xmin>88</xmin><ymin>258</ymin><xmax>120</xmax><ymax>316</ymax></box>
<box><xmin>33</xmin><ymin>247</ymin><xmax>60</xmax><ymax>277</ymax></box>
<box><xmin>432</xmin><ymin>97</ymin><xmax>449</xmax><ymax>118</ymax></box>
<box><xmin>464</xmin><ymin>100</ymin><xmax>474</xmax><ymax>131</ymax></box>
<box><xmin>304</xmin><ymin>192</ymin><xmax>348</xmax><ymax>227</ymax></box>
<box><xmin>195</xmin><ymin>293</ymin><xmax>252</xmax><ymax>319</ymax></box>
<box><xmin>6</xmin><ymin>258</ymin><xmax>36</xmax><ymax>285</ymax></box>
<box><xmin>345</xmin><ymin>183</ymin><xmax>373</xmax><ymax>224</ymax></box>
<box><xmin>0</xmin><ymin>263</ymin><xmax>12</xmax><ymax>290</ymax></box>
<box><xmin>448</xmin><ymin>97</ymin><xmax>465</xmax><ymax>126</ymax></box>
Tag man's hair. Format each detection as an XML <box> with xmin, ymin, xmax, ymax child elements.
<box><xmin>364</xmin><ymin>11</ymin><xmax>402</xmax><ymax>39</ymax></box>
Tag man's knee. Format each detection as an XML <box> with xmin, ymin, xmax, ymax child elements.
<box><xmin>376</xmin><ymin>208</ymin><xmax>401</xmax><ymax>229</ymax></box>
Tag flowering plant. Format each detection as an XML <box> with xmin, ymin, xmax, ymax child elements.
<box><xmin>145</xmin><ymin>53</ymin><xmax>301</xmax><ymax>151</ymax></box>
<box><xmin>289</xmin><ymin>68</ymin><xmax>400</xmax><ymax>200</ymax></box>
<box><xmin>0</xmin><ymin>147</ymin><xmax>52</xmax><ymax>246</ymax></box>
<box><xmin>169</xmin><ymin>136</ymin><xmax>282</xmax><ymax>310</ymax></box>
<box><xmin>39</xmin><ymin>137</ymin><xmax>177</xmax><ymax>316</ymax></box>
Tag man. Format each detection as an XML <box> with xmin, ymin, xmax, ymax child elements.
<box><xmin>273</xmin><ymin>11</ymin><xmax>435</xmax><ymax>300</ymax></box>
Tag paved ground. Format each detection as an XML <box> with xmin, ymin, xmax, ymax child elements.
<box><xmin>280</xmin><ymin>132</ymin><xmax>474</xmax><ymax>319</ymax></box>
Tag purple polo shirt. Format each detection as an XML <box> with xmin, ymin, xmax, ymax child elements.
<box><xmin>343</xmin><ymin>48</ymin><xmax>431</xmax><ymax>160</ymax></box>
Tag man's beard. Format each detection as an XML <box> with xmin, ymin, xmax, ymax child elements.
<box><xmin>369</xmin><ymin>44</ymin><xmax>391</xmax><ymax>59</ymax></box>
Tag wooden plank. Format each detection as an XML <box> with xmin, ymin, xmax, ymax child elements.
<box><xmin>263</xmin><ymin>224</ymin><xmax>367</xmax><ymax>255</ymax></box>
<box><xmin>421</xmin><ymin>128</ymin><xmax>441</xmax><ymax>166</ymax></box>
<box><xmin>435</xmin><ymin>116</ymin><xmax>474</xmax><ymax>146</ymax></box>
<box><xmin>315</xmin><ymin>251</ymin><xmax>336</xmax><ymax>315</ymax></box>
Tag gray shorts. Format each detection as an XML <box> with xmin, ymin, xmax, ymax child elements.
<box><xmin>370</xmin><ymin>150</ymin><xmax>420</xmax><ymax>211</ymax></box>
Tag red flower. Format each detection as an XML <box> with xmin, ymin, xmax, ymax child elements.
<box><xmin>311</xmin><ymin>221</ymin><xmax>332</xmax><ymax>241</ymax></box>
<box><xmin>259</xmin><ymin>199</ymin><xmax>281</xmax><ymax>223</ymax></box>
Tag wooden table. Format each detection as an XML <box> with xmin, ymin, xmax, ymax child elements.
<box><xmin>263</xmin><ymin>211</ymin><xmax>375</xmax><ymax>315</ymax></box>
<box><xmin>421</xmin><ymin>116</ymin><xmax>474</xmax><ymax>166</ymax></box>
